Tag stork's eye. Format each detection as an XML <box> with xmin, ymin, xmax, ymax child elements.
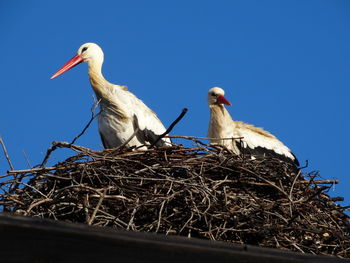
<box><xmin>211</xmin><ymin>92</ymin><xmax>216</xmax><ymax>96</ymax></box>
<box><xmin>81</xmin><ymin>46</ymin><xmax>88</xmax><ymax>53</ymax></box>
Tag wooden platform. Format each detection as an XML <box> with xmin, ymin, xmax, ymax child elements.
<box><xmin>0</xmin><ymin>213</ymin><xmax>348</xmax><ymax>263</ymax></box>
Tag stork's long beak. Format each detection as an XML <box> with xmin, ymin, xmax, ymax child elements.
<box><xmin>50</xmin><ymin>54</ymin><xmax>84</xmax><ymax>79</ymax></box>
<box><xmin>217</xmin><ymin>95</ymin><xmax>231</xmax><ymax>106</ymax></box>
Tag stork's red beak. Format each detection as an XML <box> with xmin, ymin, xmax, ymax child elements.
<box><xmin>217</xmin><ymin>95</ymin><xmax>231</xmax><ymax>106</ymax></box>
<box><xmin>50</xmin><ymin>54</ymin><xmax>84</xmax><ymax>79</ymax></box>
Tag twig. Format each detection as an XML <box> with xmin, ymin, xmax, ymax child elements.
<box><xmin>298</xmin><ymin>180</ymin><xmax>339</xmax><ymax>185</ymax></box>
<box><xmin>22</xmin><ymin>150</ymin><xmax>32</xmax><ymax>169</ymax></box>
<box><xmin>71</xmin><ymin>100</ymin><xmax>100</xmax><ymax>145</ymax></box>
<box><xmin>40</xmin><ymin>141</ymin><xmax>96</xmax><ymax>168</ymax></box>
<box><xmin>127</xmin><ymin>198</ymin><xmax>139</xmax><ymax>230</ymax></box>
<box><xmin>16</xmin><ymin>181</ymin><xmax>48</xmax><ymax>198</ymax></box>
<box><xmin>300</xmin><ymin>159</ymin><xmax>309</xmax><ymax>169</ymax></box>
<box><xmin>289</xmin><ymin>169</ymin><xmax>302</xmax><ymax>214</ymax></box>
<box><xmin>27</xmin><ymin>198</ymin><xmax>53</xmax><ymax>214</ymax></box>
<box><xmin>88</xmin><ymin>189</ymin><xmax>106</xmax><ymax>225</ymax></box>
<box><xmin>40</xmin><ymin>142</ymin><xmax>69</xmax><ymax>167</ymax></box>
<box><xmin>156</xmin><ymin>200</ymin><xmax>166</xmax><ymax>232</ymax></box>
<box><xmin>150</xmin><ymin>108</ymin><xmax>188</xmax><ymax>148</ymax></box>
<box><xmin>238</xmin><ymin>166</ymin><xmax>290</xmax><ymax>200</ymax></box>
<box><xmin>0</xmin><ymin>137</ymin><xmax>14</xmax><ymax>170</ymax></box>
<box><xmin>0</xmin><ymin>137</ymin><xmax>18</xmax><ymax>195</ymax></box>
<box><xmin>41</xmin><ymin>101</ymin><xmax>100</xmax><ymax>167</ymax></box>
<box><xmin>88</xmin><ymin>194</ymin><xmax>128</xmax><ymax>200</ymax></box>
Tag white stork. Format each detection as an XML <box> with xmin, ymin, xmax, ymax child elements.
<box><xmin>207</xmin><ymin>87</ymin><xmax>299</xmax><ymax>165</ymax></box>
<box><xmin>51</xmin><ymin>43</ymin><xmax>171</xmax><ymax>149</ymax></box>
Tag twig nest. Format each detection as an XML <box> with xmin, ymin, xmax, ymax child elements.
<box><xmin>0</xmin><ymin>139</ymin><xmax>349</xmax><ymax>258</ymax></box>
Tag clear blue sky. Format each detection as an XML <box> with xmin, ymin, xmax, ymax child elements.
<box><xmin>1</xmin><ymin>1</ymin><xmax>349</xmax><ymax>205</ymax></box>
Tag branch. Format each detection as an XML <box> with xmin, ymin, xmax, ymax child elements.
<box><xmin>40</xmin><ymin>141</ymin><xmax>98</xmax><ymax>167</ymax></box>
<box><xmin>40</xmin><ymin>142</ymin><xmax>63</xmax><ymax>168</ymax></box>
<box><xmin>0</xmin><ymin>137</ymin><xmax>19</xmax><ymax>198</ymax></box>
<box><xmin>71</xmin><ymin>99</ymin><xmax>100</xmax><ymax>145</ymax></box>
<box><xmin>41</xmin><ymin>101</ymin><xmax>100</xmax><ymax>167</ymax></box>
<box><xmin>0</xmin><ymin>137</ymin><xmax>14</xmax><ymax>170</ymax></box>
<box><xmin>88</xmin><ymin>189</ymin><xmax>106</xmax><ymax>225</ymax></box>
<box><xmin>150</xmin><ymin>108</ymin><xmax>188</xmax><ymax>148</ymax></box>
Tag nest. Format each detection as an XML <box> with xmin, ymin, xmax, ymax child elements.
<box><xmin>0</xmin><ymin>138</ymin><xmax>349</xmax><ymax>258</ymax></box>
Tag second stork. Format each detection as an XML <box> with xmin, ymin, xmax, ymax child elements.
<box><xmin>207</xmin><ymin>87</ymin><xmax>299</xmax><ymax>166</ymax></box>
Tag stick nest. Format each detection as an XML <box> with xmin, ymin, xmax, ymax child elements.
<box><xmin>0</xmin><ymin>139</ymin><xmax>349</xmax><ymax>258</ymax></box>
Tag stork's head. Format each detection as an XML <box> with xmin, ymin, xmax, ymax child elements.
<box><xmin>77</xmin><ymin>43</ymin><xmax>104</xmax><ymax>64</ymax></box>
<box><xmin>207</xmin><ymin>87</ymin><xmax>231</xmax><ymax>106</ymax></box>
<box><xmin>51</xmin><ymin>42</ymin><xmax>104</xmax><ymax>79</ymax></box>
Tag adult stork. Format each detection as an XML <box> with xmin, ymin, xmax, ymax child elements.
<box><xmin>207</xmin><ymin>87</ymin><xmax>299</xmax><ymax>166</ymax></box>
<box><xmin>51</xmin><ymin>42</ymin><xmax>171</xmax><ymax>149</ymax></box>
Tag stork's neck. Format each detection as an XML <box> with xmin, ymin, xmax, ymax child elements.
<box><xmin>208</xmin><ymin>104</ymin><xmax>235</xmax><ymax>138</ymax></box>
<box><xmin>88</xmin><ymin>60</ymin><xmax>103</xmax><ymax>77</ymax></box>
<box><xmin>209</xmin><ymin>104</ymin><xmax>233</xmax><ymax>123</ymax></box>
<box><xmin>87</xmin><ymin>60</ymin><xmax>111</xmax><ymax>99</ymax></box>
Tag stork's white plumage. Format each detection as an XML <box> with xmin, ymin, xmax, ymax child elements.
<box><xmin>51</xmin><ymin>43</ymin><xmax>171</xmax><ymax>149</ymax></box>
<box><xmin>207</xmin><ymin>87</ymin><xmax>299</xmax><ymax>165</ymax></box>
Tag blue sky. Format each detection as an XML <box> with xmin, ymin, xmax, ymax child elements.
<box><xmin>1</xmin><ymin>1</ymin><xmax>349</xmax><ymax>205</ymax></box>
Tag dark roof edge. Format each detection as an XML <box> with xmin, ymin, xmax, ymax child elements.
<box><xmin>0</xmin><ymin>213</ymin><xmax>348</xmax><ymax>263</ymax></box>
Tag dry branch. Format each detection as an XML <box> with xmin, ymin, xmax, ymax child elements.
<box><xmin>0</xmin><ymin>137</ymin><xmax>14</xmax><ymax>170</ymax></box>
<box><xmin>150</xmin><ymin>108</ymin><xmax>188</xmax><ymax>148</ymax></box>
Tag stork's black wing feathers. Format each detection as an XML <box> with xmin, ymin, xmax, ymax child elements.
<box><xmin>133</xmin><ymin>115</ymin><xmax>171</xmax><ymax>147</ymax></box>
<box><xmin>236</xmin><ymin>140</ymin><xmax>299</xmax><ymax>167</ymax></box>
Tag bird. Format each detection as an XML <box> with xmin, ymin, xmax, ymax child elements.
<box><xmin>207</xmin><ymin>87</ymin><xmax>299</xmax><ymax>166</ymax></box>
<box><xmin>51</xmin><ymin>42</ymin><xmax>171</xmax><ymax>149</ymax></box>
